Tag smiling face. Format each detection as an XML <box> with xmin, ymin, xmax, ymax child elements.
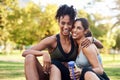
<box><xmin>72</xmin><ymin>20</ymin><xmax>87</xmax><ymax>40</ymax></box>
<box><xmin>58</xmin><ymin>15</ymin><xmax>72</xmax><ymax>36</ymax></box>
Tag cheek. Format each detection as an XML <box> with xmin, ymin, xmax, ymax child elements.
<box><xmin>78</xmin><ymin>30</ymin><xmax>84</xmax><ymax>36</ymax></box>
<box><xmin>71</xmin><ymin>29</ymin><xmax>73</xmax><ymax>33</ymax></box>
<box><xmin>69</xmin><ymin>26</ymin><xmax>72</xmax><ymax>30</ymax></box>
<box><xmin>59</xmin><ymin>24</ymin><xmax>63</xmax><ymax>29</ymax></box>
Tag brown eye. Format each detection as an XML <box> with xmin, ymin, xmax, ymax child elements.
<box><xmin>68</xmin><ymin>22</ymin><xmax>72</xmax><ymax>26</ymax></box>
<box><xmin>61</xmin><ymin>22</ymin><xmax>65</xmax><ymax>25</ymax></box>
<box><xmin>77</xmin><ymin>26</ymin><xmax>80</xmax><ymax>29</ymax></box>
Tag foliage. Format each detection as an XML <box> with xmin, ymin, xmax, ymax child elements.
<box><xmin>113</xmin><ymin>29</ymin><xmax>120</xmax><ymax>49</ymax></box>
<box><xmin>0</xmin><ymin>0</ymin><xmax>120</xmax><ymax>54</ymax></box>
<box><xmin>0</xmin><ymin>0</ymin><xmax>59</xmax><ymax>53</ymax></box>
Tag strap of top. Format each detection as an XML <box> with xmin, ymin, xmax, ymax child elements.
<box><xmin>56</xmin><ymin>34</ymin><xmax>75</xmax><ymax>58</ymax></box>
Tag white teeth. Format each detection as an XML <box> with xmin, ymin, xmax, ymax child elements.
<box><xmin>64</xmin><ymin>29</ymin><xmax>68</xmax><ymax>31</ymax></box>
<box><xmin>73</xmin><ymin>33</ymin><xmax>76</xmax><ymax>35</ymax></box>
<box><xmin>64</xmin><ymin>30</ymin><xmax>69</xmax><ymax>33</ymax></box>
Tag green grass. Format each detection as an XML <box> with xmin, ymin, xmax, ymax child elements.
<box><xmin>0</xmin><ymin>61</ymin><xmax>25</xmax><ymax>80</ymax></box>
<box><xmin>101</xmin><ymin>54</ymin><xmax>120</xmax><ymax>80</ymax></box>
<box><xmin>0</xmin><ymin>53</ymin><xmax>120</xmax><ymax>80</ymax></box>
<box><xmin>104</xmin><ymin>67</ymin><xmax>120</xmax><ymax>80</ymax></box>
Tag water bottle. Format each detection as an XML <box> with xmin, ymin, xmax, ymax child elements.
<box><xmin>68</xmin><ymin>61</ymin><xmax>76</xmax><ymax>80</ymax></box>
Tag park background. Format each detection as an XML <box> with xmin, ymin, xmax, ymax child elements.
<box><xmin>0</xmin><ymin>0</ymin><xmax>120</xmax><ymax>80</ymax></box>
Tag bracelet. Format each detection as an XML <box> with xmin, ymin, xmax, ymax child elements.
<box><xmin>92</xmin><ymin>37</ymin><xmax>96</xmax><ymax>43</ymax></box>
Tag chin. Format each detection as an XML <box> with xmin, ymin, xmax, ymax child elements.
<box><xmin>72</xmin><ymin>36</ymin><xmax>77</xmax><ymax>39</ymax></box>
<box><xmin>63</xmin><ymin>33</ymin><xmax>70</xmax><ymax>36</ymax></box>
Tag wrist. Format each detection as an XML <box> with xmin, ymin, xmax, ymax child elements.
<box><xmin>79</xmin><ymin>68</ymin><xmax>82</xmax><ymax>74</ymax></box>
<box><xmin>92</xmin><ymin>37</ymin><xmax>96</xmax><ymax>43</ymax></box>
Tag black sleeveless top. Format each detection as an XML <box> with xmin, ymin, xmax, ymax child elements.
<box><xmin>50</xmin><ymin>34</ymin><xmax>78</xmax><ymax>62</ymax></box>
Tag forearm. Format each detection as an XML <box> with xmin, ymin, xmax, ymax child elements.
<box><xmin>22</xmin><ymin>49</ymin><xmax>47</xmax><ymax>57</ymax></box>
<box><xmin>92</xmin><ymin>66</ymin><xmax>104</xmax><ymax>74</ymax></box>
<box><xmin>93</xmin><ymin>38</ymin><xmax>103</xmax><ymax>49</ymax></box>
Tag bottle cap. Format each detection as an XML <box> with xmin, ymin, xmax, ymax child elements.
<box><xmin>68</xmin><ymin>61</ymin><xmax>75</xmax><ymax>67</ymax></box>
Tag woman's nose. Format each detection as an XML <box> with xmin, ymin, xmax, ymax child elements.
<box><xmin>64</xmin><ymin>24</ymin><xmax>69</xmax><ymax>29</ymax></box>
<box><xmin>73</xmin><ymin>28</ymin><xmax>77</xmax><ymax>32</ymax></box>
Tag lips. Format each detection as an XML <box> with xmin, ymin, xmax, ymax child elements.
<box><xmin>63</xmin><ymin>29</ymin><xmax>69</xmax><ymax>34</ymax></box>
<box><xmin>72</xmin><ymin>32</ymin><xmax>78</xmax><ymax>39</ymax></box>
<box><xmin>72</xmin><ymin>32</ymin><xmax>77</xmax><ymax>36</ymax></box>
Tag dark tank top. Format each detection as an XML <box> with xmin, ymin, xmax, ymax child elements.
<box><xmin>50</xmin><ymin>34</ymin><xmax>78</xmax><ymax>62</ymax></box>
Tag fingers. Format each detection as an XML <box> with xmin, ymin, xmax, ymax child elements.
<box><xmin>43</xmin><ymin>61</ymin><xmax>51</xmax><ymax>74</ymax></box>
<box><xmin>70</xmin><ymin>72</ymin><xmax>80</xmax><ymax>80</ymax></box>
<box><xmin>43</xmin><ymin>52</ymin><xmax>51</xmax><ymax>74</ymax></box>
<box><xmin>74</xmin><ymin>72</ymin><xmax>80</xmax><ymax>79</ymax></box>
<box><xmin>74</xmin><ymin>68</ymin><xmax>81</xmax><ymax>79</ymax></box>
<box><xmin>81</xmin><ymin>38</ymin><xmax>91</xmax><ymax>48</ymax></box>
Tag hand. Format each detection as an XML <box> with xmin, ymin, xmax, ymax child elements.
<box><xmin>81</xmin><ymin>37</ymin><xmax>92</xmax><ymax>48</ymax></box>
<box><xmin>69</xmin><ymin>67</ymin><xmax>82</xmax><ymax>80</ymax></box>
<box><xmin>74</xmin><ymin>68</ymin><xmax>82</xmax><ymax>79</ymax></box>
<box><xmin>43</xmin><ymin>52</ymin><xmax>51</xmax><ymax>74</ymax></box>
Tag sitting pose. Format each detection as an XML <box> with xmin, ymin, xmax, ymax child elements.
<box><xmin>22</xmin><ymin>4</ymin><xmax>103</xmax><ymax>80</ymax></box>
<box><xmin>70</xmin><ymin>18</ymin><xmax>110</xmax><ymax>80</ymax></box>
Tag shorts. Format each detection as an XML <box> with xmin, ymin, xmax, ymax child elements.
<box><xmin>52</xmin><ymin>60</ymin><xmax>71</xmax><ymax>80</ymax></box>
<box><xmin>80</xmin><ymin>67</ymin><xmax>110</xmax><ymax>80</ymax></box>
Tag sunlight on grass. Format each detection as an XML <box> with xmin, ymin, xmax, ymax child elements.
<box><xmin>101</xmin><ymin>54</ymin><xmax>120</xmax><ymax>80</ymax></box>
<box><xmin>0</xmin><ymin>61</ymin><xmax>25</xmax><ymax>80</ymax></box>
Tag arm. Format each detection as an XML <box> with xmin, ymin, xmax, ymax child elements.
<box><xmin>92</xmin><ymin>37</ymin><xmax>103</xmax><ymax>49</ymax></box>
<box><xmin>22</xmin><ymin>36</ymin><xmax>56</xmax><ymax>73</ymax></box>
<box><xmin>81</xmin><ymin>37</ymin><xmax>103</xmax><ymax>49</ymax></box>
<box><xmin>82</xmin><ymin>44</ymin><xmax>103</xmax><ymax>74</ymax></box>
<box><xmin>22</xmin><ymin>35</ymin><xmax>56</xmax><ymax>57</ymax></box>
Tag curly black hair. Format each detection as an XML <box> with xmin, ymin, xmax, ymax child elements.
<box><xmin>55</xmin><ymin>4</ymin><xmax>76</xmax><ymax>22</ymax></box>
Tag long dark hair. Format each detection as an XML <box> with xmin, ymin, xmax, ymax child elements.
<box><xmin>73</xmin><ymin>18</ymin><xmax>93</xmax><ymax>37</ymax></box>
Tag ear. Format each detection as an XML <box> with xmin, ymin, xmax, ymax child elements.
<box><xmin>84</xmin><ymin>29</ymin><xmax>92</xmax><ymax>37</ymax></box>
<box><xmin>84</xmin><ymin>29</ymin><xmax>89</xmax><ymax>34</ymax></box>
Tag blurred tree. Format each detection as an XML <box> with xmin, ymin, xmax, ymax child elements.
<box><xmin>9</xmin><ymin>2</ymin><xmax>43</xmax><ymax>46</ymax></box>
<box><xmin>11</xmin><ymin>3</ymin><xmax>58</xmax><ymax>46</ymax></box>
<box><xmin>110</xmin><ymin>0</ymin><xmax>120</xmax><ymax>50</ymax></box>
<box><xmin>36</xmin><ymin>4</ymin><xmax>58</xmax><ymax>39</ymax></box>
<box><xmin>78</xmin><ymin>0</ymin><xmax>120</xmax><ymax>53</ymax></box>
<box><xmin>0</xmin><ymin>0</ymin><xmax>59</xmax><ymax>53</ymax></box>
<box><xmin>110</xmin><ymin>0</ymin><xmax>120</xmax><ymax>30</ymax></box>
<box><xmin>0</xmin><ymin>0</ymin><xmax>17</xmax><ymax>53</ymax></box>
<box><xmin>112</xmin><ymin>29</ymin><xmax>120</xmax><ymax>50</ymax></box>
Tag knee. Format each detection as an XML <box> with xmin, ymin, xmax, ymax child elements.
<box><xmin>85</xmin><ymin>71</ymin><xmax>93</xmax><ymax>78</ymax></box>
<box><xmin>25</xmin><ymin>54</ymin><xmax>36</xmax><ymax>63</ymax></box>
<box><xmin>50</xmin><ymin>64</ymin><xmax>61</xmax><ymax>73</ymax></box>
<box><xmin>84</xmin><ymin>71</ymin><xmax>99</xmax><ymax>80</ymax></box>
<box><xmin>50</xmin><ymin>64</ymin><xmax>61</xmax><ymax>80</ymax></box>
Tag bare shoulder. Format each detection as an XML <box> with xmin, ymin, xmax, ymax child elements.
<box><xmin>83</xmin><ymin>43</ymin><xmax>96</xmax><ymax>50</ymax></box>
<box><xmin>82</xmin><ymin>43</ymin><xmax>97</xmax><ymax>55</ymax></box>
<box><xmin>31</xmin><ymin>35</ymin><xmax>57</xmax><ymax>50</ymax></box>
<box><xmin>44</xmin><ymin>35</ymin><xmax>56</xmax><ymax>42</ymax></box>
<box><xmin>40</xmin><ymin>35</ymin><xmax>57</xmax><ymax>44</ymax></box>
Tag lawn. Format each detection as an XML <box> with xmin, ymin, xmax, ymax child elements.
<box><xmin>0</xmin><ymin>61</ymin><xmax>25</xmax><ymax>80</ymax></box>
<box><xmin>101</xmin><ymin>54</ymin><xmax>120</xmax><ymax>80</ymax></box>
<box><xmin>0</xmin><ymin>53</ymin><xmax>120</xmax><ymax>80</ymax></box>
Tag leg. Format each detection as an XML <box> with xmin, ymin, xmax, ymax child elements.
<box><xmin>84</xmin><ymin>71</ymin><xmax>100</xmax><ymax>80</ymax></box>
<box><xmin>25</xmin><ymin>54</ymin><xmax>48</xmax><ymax>80</ymax></box>
<box><xmin>51</xmin><ymin>60</ymin><xmax>71</xmax><ymax>80</ymax></box>
<box><xmin>50</xmin><ymin>64</ymin><xmax>61</xmax><ymax>80</ymax></box>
